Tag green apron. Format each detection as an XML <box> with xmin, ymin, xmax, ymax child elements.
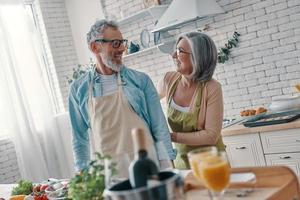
<box><xmin>167</xmin><ymin>75</ymin><xmax>225</xmax><ymax>169</ymax></box>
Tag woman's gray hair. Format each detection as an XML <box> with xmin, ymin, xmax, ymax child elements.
<box><xmin>87</xmin><ymin>19</ymin><xmax>119</xmax><ymax>47</ymax></box>
<box><xmin>176</xmin><ymin>32</ymin><xmax>218</xmax><ymax>82</ymax></box>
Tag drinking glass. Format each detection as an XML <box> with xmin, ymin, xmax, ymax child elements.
<box><xmin>198</xmin><ymin>151</ymin><xmax>230</xmax><ymax>200</ymax></box>
<box><xmin>104</xmin><ymin>153</ymin><xmax>131</xmax><ymax>188</ymax></box>
<box><xmin>187</xmin><ymin>146</ymin><xmax>218</xmax><ymax>182</ymax></box>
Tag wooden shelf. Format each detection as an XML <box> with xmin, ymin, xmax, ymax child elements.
<box><xmin>118</xmin><ymin>5</ymin><xmax>168</xmax><ymax>25</ymax></box>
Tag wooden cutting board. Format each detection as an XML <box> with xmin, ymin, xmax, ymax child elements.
<box><xmin>185</xmin><ymin>166</ymin><xmax>300</xmax><ymax>200</ymax></box>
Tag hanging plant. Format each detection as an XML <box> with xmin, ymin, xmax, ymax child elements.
<box><xmin>218</xmin><ymin>31</ymin><xmax>241</xmax><ymax>64</ymax></box>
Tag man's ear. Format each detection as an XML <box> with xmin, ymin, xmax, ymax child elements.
<box><xmin>90</xmin><ymin>42</ymin><xmax>101</xmax><ymax>54</ymax></box>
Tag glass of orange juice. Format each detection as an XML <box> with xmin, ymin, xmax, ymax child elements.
<box><xmin>199</xmin><ymin>151</ymin><xmax>230</xmax><ymax>199</ymax></box>
<box><xmin>187</xmin><ymin>146</ymin><xmax>218</xmax><ymax>182</ymax></box>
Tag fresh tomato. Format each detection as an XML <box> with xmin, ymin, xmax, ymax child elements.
<box><xmin>33</xmin><ymin>195</ymin><xmax>47</xmax><ymax>200</ymax></box>
<box><xmin>33</xmin><ymin>196</ymin><xmax>40</xmax><ymax>200</ymax></box>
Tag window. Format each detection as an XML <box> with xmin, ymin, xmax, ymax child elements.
<box><xmin>24</xmin><ymin>3</ymin><xmax>61</xmax><ymax>113</ymax></box>
<box><xmin>0</xmin><ymin>3</ymin><xmax>60</xmax><ymax>138</ymax></box>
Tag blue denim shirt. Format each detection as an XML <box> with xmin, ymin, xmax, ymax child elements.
<box><xmin>68</xmin><ymin>66</ymin><xmax>176</xmax><ymax>171</ymax></box>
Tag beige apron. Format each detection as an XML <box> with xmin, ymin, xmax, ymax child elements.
<box><xmin>88</xmin><ymin>73</ymin><xmax>158</xmax><ymax>176</ymax></box>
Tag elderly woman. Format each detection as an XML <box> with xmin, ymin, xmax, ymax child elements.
<box><xmin>158</xmin><ymin>32</ymin><xmax>225</xmax><ymax>169</ymax></box>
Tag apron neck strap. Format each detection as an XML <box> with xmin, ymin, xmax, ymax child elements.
<box><xmin>117</xmin><ymin>72</ymin><xmax>123</xmax><ymax>86</ymax></box>
<box><xmin>167</xmin><ymin>75</ymin><xmax>181</xmax><ymax>104</ymax></box>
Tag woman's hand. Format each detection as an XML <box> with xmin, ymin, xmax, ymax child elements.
<box><xmin>170</xmin><ymin>132</ymin><xmax>177</xmax><ymax>142</ymax></box>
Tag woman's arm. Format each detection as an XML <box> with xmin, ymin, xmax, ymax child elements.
<box><xmin>172</xmin><ymin>81</ymin><xmax>224</xmax><ymax>146</ymax></box>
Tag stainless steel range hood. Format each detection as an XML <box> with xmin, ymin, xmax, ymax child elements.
<box><xmin>151</xmin><ymin>0</ymin><xmax>225</xmax><ymax>33</ymax></box>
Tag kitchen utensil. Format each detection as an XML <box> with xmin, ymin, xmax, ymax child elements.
<box><xmin>104</xmin><ymin>171</ymin><xmax>184</xmax><ymax>200</ymax></box>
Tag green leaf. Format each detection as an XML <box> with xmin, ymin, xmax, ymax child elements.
<box><xmin>11</xmin><ymin>180</ymin><xmax>33</xmax><ymax>195</ymax></box>
<box><xmin>68</xmin><ymin>152</ymin><xmax>112</xmax><ymax>200</ymax></box>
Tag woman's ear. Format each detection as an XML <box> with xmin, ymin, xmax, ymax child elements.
<box><xmin>90</xmin><ymin>42</ymin><xmax>101</xmax><ymax>54</ymax></box>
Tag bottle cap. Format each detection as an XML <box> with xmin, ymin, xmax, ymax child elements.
<box><xmin>131</xmin><ymin>128</ymin><xmax>146</xmax><ymax>151</ymax></box>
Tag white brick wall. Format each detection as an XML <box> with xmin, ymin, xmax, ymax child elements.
<box><xmin>0</xmin><ymin>139</ymin><xmax>20</xmax><ymax>183</ymax></box>
<box><xmin>97</xmin><ymin>0</ymin><xmax>300</xmax><ymax>118</ymax></box>
<box><xmin>22</xmin><ymin>0</ymin><xmax>300</xmax><ymax>118</ymax></box>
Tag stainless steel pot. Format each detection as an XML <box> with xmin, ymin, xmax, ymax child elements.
<box><xmin>104</xmin><ymin>171</ymin><xmax>184</xmax><ymax>200</ymax></box>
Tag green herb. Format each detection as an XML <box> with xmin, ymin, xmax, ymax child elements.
<box><xmin>68</xmin><ymin>153</ymin><xmax>116</xmax><ymax>200</ymax></box>
<box><xmin>11</xmin><ymin>179</ymin><xmax>33</xmax><ymax>195</ymax></box>
<box><xmin>218</xmin><ymin>31</ymin><xmax>241</xmax><ymax>64</ymax></box>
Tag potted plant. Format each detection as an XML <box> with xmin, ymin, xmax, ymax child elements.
<box><xmin>66</xmin><ymin>58</ymin><xmax>95</xmax><ymax>84</ymax></box>
<box><xmin>68</xmin><ymin>153</ymin><xmax>116</xmax><ymax>200</ymax></box>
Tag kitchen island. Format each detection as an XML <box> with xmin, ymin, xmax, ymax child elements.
<box><xmin>222</xmin><ymin>118</ymin><xmax>300</xmax><ymax>175</ymax></box>
<box><xmin>1</xmin><ymin>166</ymin><xmax>299</xmax><ymax>200</ymax></box>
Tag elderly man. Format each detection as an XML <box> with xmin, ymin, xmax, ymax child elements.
<box><xmin>68</xmin><ymin>19</ymin><xmax>176</xmax><ymax>171</ymax></box>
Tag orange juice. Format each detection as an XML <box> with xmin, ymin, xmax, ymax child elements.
<box><xmin>189</xmin><ymin>152</ymin><xmax>216</xmax><ymax>181</ymax></box>
<box><xmin>200</xmin><ymin>156</ymin><xmax>230</xmax><ymax>192</ymax></box>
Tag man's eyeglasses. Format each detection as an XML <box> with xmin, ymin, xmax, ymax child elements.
<box><xmin>175</xmin><ymin>47</ymin><xmax>191</xmax><ymax>56</ymax></box>
<box><xmin>95</xmin><ymin>39</ymin><xmax>128</xmax><ymax>48</ymax></box>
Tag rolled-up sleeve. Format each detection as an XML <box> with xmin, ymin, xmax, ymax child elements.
<box><xmin>68</xmin><ymin>85</ymin><xmax>90</xmax><ymax>171</ymax></box>
<box><xmin>144</xmin><ymin>76</ymin><xmax>176</xmax><ymax>160</ymax></box>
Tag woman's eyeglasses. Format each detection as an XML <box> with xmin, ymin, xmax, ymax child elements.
<box><xmin>95</xmin><ymin>39</ymin><xmax>128</xmax><ymax>48</ymax></box>
<box><xmin>175</xmin><ymin>47</ymin><xmax>191</xmax><ymax>56</ymax></box>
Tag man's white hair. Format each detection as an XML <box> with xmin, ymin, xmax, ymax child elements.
<box><xmin>86</xmin><ymin>19</ymin><xmax>119</xmax><ymax>47</ymax></box>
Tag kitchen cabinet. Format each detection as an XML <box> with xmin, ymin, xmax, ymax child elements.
<box><xmin>222</xmin><ymin>126</ymin><xmax>300</xmax><ymax>175</ymax></box>
<box><xmin>265</xmin><ymin>152</ymin><xmax>300</xmax><ymax>175</ymax></box>
<box><xmin>261</xmin><ymin>129</ymin><xmax>300</xmax><ymax>175</ymax></box>
<box><xmin>223</xmin><ymin>133</ymin><xmax>266</xmax><ymax>167</ymax></box>
<box><xmin>260</xmin><ymin>129</ymin><xmax>300</xmax><ymax>154</ymax></box>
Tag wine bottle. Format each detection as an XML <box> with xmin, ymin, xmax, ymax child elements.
<box><xmin>129</xmin><ymin>128</ymin><xmax>159</xmax><ymax>188</ymax></box>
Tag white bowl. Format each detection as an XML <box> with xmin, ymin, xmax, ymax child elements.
<box><xmin>268</xmin><ymin>96</ymin><xmax>300</xmax><ymax>112</ymax></box>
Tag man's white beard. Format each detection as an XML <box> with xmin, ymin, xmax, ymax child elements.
<box><xmin>102</xmin><ymin>56</ymin><xmax>123</xmax><ymax>72</ymax></box>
